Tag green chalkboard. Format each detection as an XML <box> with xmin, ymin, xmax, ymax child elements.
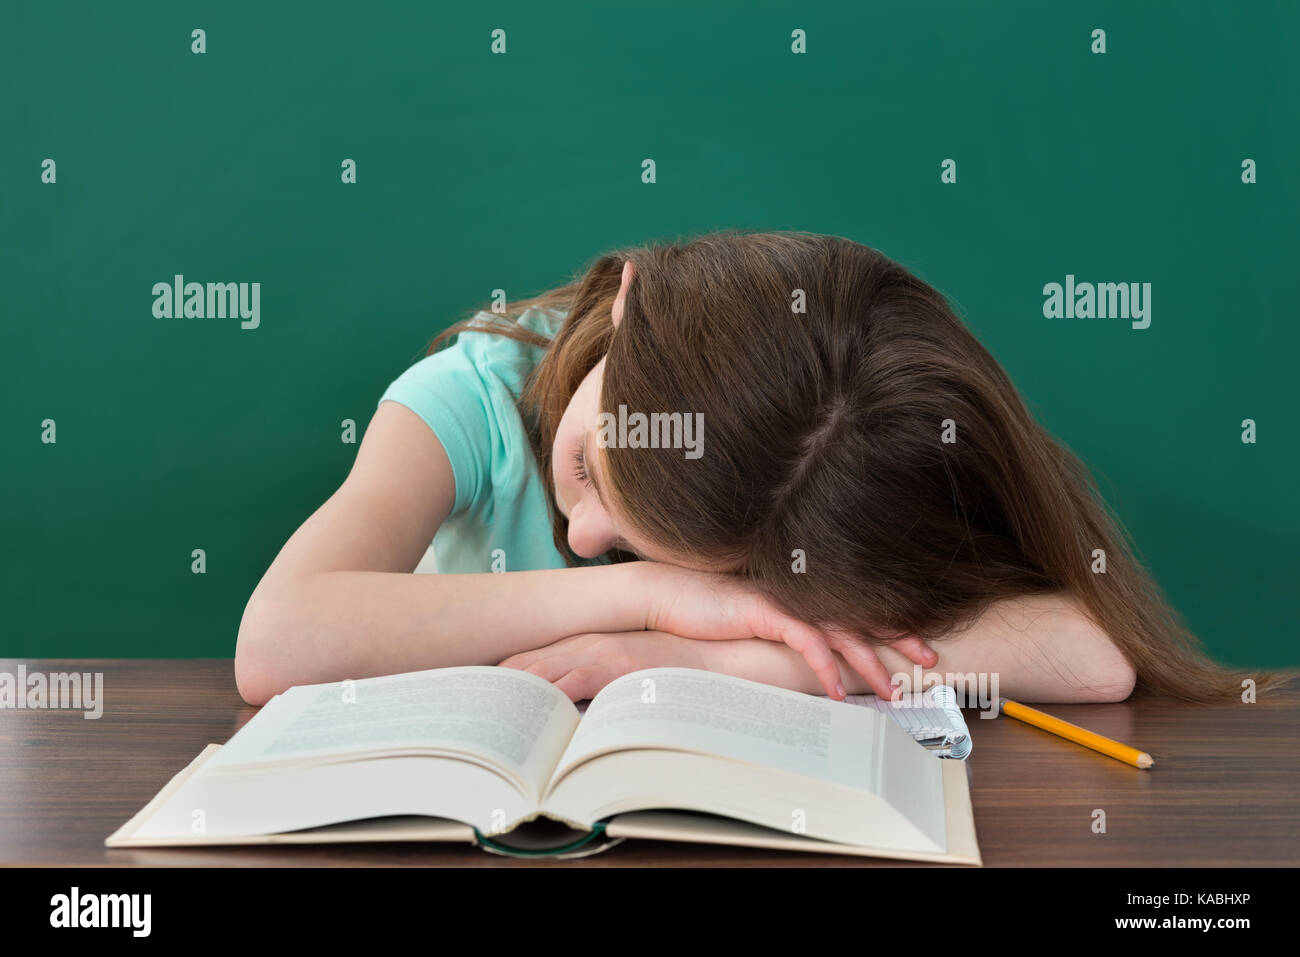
<box><xmin>2</xmin><ymin>1</ymin><xmax>1296</xmax><ymax>665</ymax></box>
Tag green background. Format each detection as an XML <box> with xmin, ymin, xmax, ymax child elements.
<box><xmin>2</xmin><ymin>1</ymin><xmax>1296</xmax><ymax>665</ymax></box>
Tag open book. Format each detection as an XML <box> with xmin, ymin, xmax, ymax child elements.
<box><xmin>106</xmin><ymin>666</ymin><xmax>981</xmax><ymax>864</ymax></box>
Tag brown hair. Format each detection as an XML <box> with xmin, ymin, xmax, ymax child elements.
<box><xmin>429</xmin><ymin>229</ymin><xmax>1293</xmax><ymax>703</ymax></box>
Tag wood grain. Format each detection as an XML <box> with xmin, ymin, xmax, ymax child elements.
<box><xmin>1</xmin><ymin>659</ymin><xmax>1296</xmax><ymax>866</ymax></box>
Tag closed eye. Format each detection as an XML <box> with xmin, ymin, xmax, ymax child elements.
<box><xmin>571</xmin><ymin>442</ymin><xmax>592</xmax><ymax>487</ymax></box>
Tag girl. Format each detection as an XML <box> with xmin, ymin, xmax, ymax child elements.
<box><xmin>235</xmin><ymin>230</ymin><xmax>1277</xmax><ymax>707</ymax></box>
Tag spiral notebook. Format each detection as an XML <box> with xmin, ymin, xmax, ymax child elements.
<box><xmin>843</xmin><ymin>685</ymin><xmax>973</xmax><ymax>759</ymax></box>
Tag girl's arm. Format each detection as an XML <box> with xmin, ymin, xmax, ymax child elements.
<box><xmin>236</xmin><ymin>401</ymin><xmax>656</xmax><ymax>705</ymax></box>
<box><xmin>235</xmin><ymin>401</ymin><xmax>931</xmax><ymax>705</ymax></box>
<box><xmin>500</xmin><ymin>592</ymin><xmax>1136</xmax><ymax>704</ymax></box>
<box><xmin>704</xmin><ymin>592</ymin><xmax>1137</xmax><ymax>703</ymax></box>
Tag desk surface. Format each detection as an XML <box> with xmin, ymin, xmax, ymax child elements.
<box><xmin>1</xmin><ymin>658</ymin><xmax>1296</xmax><ymax>866</ymax></box>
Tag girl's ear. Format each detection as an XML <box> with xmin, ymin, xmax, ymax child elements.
<box><xmin>611</xmin><ymin>260</ymin><xmax>635</xmax><ymax>328</ymax></box>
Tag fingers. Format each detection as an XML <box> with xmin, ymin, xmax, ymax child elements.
<box><xmin>504</xmin><ymin>656</ymin><xmax>571</xmax><ymax>684</ymax></box>
<box><xmin>499</xmin><ymin>635</ymin><xmax>614</xmax><ymax>699</ymax></box>
<box><xmin>498</xmin><ymin>633</ymin><xmax>593</xmax><ymax>671</ymax></box>
<box><xmin>552</xmin><ymin>666</ymin><xmax>609</xmax><ymax>703</ymax></box>
<box><xmin>768</xmin><ymin>619</ymin><xmax>847</xmax><ymax>700</ymax></box>
<box><xmin>891</xmin><ymin>634</ymin><xmax>938</xmax><ymax>668</ymax></box>
<box><xmin>500</xmin><ymin>650</ymin><xmax>591</xmax><ymax>694</ymax></box>
<box><xmin>759</xmin><ymin>597</ymin><xmax>935</xmax><ymax>699</ymax></box>
<box><xmin>499</xmin><ymin>647</ymin><xmax>555</xmax><ymax>671</ymax></box>
<box><xmin>829</xmin><ymin>635</ymin><xmax>903</xmax><ymax>701</ymax></box>
<box><xmin>741</xmin><ymin>597</ymin><xmax>843</xmax><ymax>698</ymax></box>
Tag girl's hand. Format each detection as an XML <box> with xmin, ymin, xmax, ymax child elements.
<box><xmin>499</xmin><ymin>631</ymin><xmax>711</xmax><ymax>702</ymax></box>
<box><xmin>635</xmin><ymin>561</ymin><xmax>936</xmax><ymax>701</ymax></box>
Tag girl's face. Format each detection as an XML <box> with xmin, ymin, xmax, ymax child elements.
<box><xmin>552</xmin><ymin>260</ymin><xmax>662</xmax><ymax>561</ymax></box>
<box><xmin>552</xmin><ymin>260</ymin><xmax>737</xmax><ymax>569</ymax></box>
<box><xmin>551</xmin><ymin>356</ymin><xmax>658</xmax><ymax>560</ymax></box>
<box><xmin>551</xmin><ymin>354</ymin><xmax>744</xmax><ymax>571</ymax></box>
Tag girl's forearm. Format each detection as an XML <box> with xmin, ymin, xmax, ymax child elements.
<box><xmin>703</xmin><ymin>593</ymin><xmax>1137</xmax><ymax>704</ymax></box>
<box><xmin>235</xmin><ymin>562</ymin><xmax>651</xmax><ymax>704</ymax></box>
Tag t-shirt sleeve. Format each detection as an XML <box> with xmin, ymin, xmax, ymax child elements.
<box><xmin>376</xmin><ymin>343</ymin><xmax>492</xmax><ymax>515</ymax></box>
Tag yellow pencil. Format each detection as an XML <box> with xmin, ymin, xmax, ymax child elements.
<box><xmin>999</xmin><ymin>698</ymin><xmax>1154</xmax><ymax>769</ymax></box>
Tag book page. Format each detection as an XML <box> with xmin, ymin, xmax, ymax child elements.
<box><xmin>549</xmin><ymin>668</ymin><xmax>882</xmax><ymax>794</ymax></box>
<box><xmin>206</xmin><ymin>666</ymin><xmax>580</xmax><ymax>799</ymax></box>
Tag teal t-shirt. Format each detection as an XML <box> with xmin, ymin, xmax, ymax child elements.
<box><xmin>376</xmin><ymin>305</ymin><xmax>603</xmax><ymax>573</ymax></box>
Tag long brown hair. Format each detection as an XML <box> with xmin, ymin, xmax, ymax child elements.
<box><xmin>429</xmin><ymin>229</ymin><xmax>1293</xmax><ymax>702</ymax></box>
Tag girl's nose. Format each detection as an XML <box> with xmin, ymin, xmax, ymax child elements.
<box><xmin>567</xmin><ymin>498</ymin><xmax>618</xmax><ymax>559</ymax></box>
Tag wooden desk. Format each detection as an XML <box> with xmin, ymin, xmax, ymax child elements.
<box><xmin>1</xmin><ymin>659</ymin><xmax>1296</xmax><ymax>866</ymax></box>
